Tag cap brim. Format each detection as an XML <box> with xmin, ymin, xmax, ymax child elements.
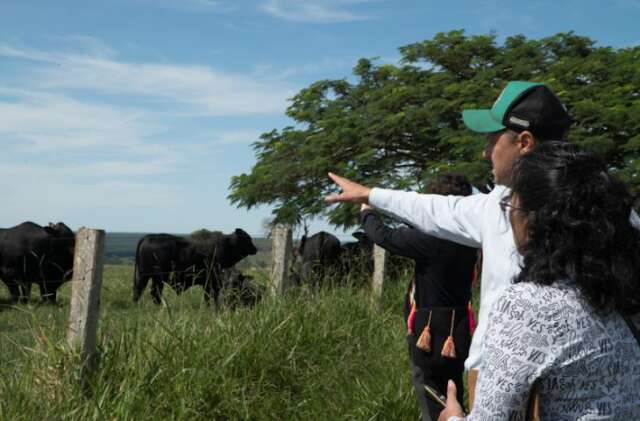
<box><xmin>462</xmin><ymin>109</ymin><xmax>506</xmax><ymax>133</ymax></box>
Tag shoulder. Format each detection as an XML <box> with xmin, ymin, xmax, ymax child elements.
<box><xmin>454</xmin><ymin>185</ymin><xmax>509</xmax><ymax>216</ymax></box>
<box><xmin>494</xmin><ymin>282</ymin><xmax>574</xmax><ymax>311</ymax></box>
<box><xmin>489</xmin><ymin>282</ymin><xmax>585</xmax><ymax>342</ymax></box>
<box><xmin>486</xmin><ymin>185</ymin><xmax>510</xmax><ymax>207</ymax></box>
<box><xmin>489</xmin><ymin>282</ymin><xmax>577</xmax><ymax>326</ymax></box>
<box><xmin>489</xmin><ymin>283</ymin><xmax>542</xmax><ymax>321</ymax></box>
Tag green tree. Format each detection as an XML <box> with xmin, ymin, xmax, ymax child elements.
<box><xmin>229</xmin><ymin>30</ymin><xmax>640</xmax><ymax>229</ymax></box>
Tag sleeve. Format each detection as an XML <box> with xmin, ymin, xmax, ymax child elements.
<box><xmin>368</xmin><ymin>188</ymin><xmax>492</xmax><ymax>248</ymax></box>
<box><xmin>360</xmin><ymin>209</ymin><xmax>440</xmax><ymax>261</ymax></box>
<box><xmin>465</xmin><ymin>285</ymin><xmax>551</xmax><ymax>421</ymax></box>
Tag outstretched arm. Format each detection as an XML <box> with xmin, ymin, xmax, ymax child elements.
<box><xmin>326</xmin><ymin>173</ymin><xmax>493</xmax><ymax>248</ymax></box>
<box><xmin>360</xmin><ymin>206</ymin><xmax>439</xmax><ymax>261</ymax></box>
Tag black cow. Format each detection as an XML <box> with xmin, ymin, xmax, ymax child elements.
<box><xmin>340</xmin><ymin>231</ymin><xmax>374</xmax><ymax>275</ymax></box>
<box><xmin>341</xmin><ymin>231</ymin><xmax>372</xmax><ymax>258</ymax></box>
<box><xmin>132</xmin><ymin>228</ymin><xmax>257</xmax><ymax>306</ymax></box>
<box><xmin>220</xmin><ymin>268</ymin><xmax>264</xmax><ymax>309</ymax></box>
<box><xmin>0</xmin><ymin>221</ymin><xmax>75</xmax><ymax>303</ymax></box>
<box><xmin>292</xmin><ymin>231</ymin><xmax>342</xmax><ymax>285</ymax></box>
<box><xmin>341</xmin><ymin>231</ymin><xmax>416</xmax><ymax>281</ymax></box>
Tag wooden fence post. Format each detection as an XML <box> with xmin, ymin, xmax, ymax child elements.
<box><xmin>67</xmin><ymin>228</ymin><xmax>105</xmax><ymax>372</ymax></box>
<box><xmin>270</xmin><ymin>227</ymin><xmax>292</xmax><ymax>296</ymax></box>
<box><xmin>371</xmin><ymin>244</ymin><xmax>387</xmax><ymax>308</ymax></box>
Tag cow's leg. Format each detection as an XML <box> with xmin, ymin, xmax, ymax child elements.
<box><xmin>203</xmin><ymin>281</ymin><xmax>212</xmax><ymax>305</ymax></box>
<box><xmin>133</xmin><ymin>273</ymin><xmax>150</xmax><ymax>303</ymax></box>
<box><xmin>203</xmin><ymin>278</ymin><xmax>221</xmax><ymax>311</ymax></box>
<box><xmin>150</xmin><ymin>276</ymin><xmax>164</xmax><ymax>305</ymax></box>
<box><xmin>5</xmin><ymin>280</ymin><xmax>22</xmax><ymax>304</ymax></box>
<box><xmin>173</xmin><ymin>273</ymin><xmax>186</xmax><ymax>295</ymax></box>
<box><xmin>18</xmin><ymin>282</ymin><xmax>32</xmax><ymax>302</ymax></box>
<box><xmin>38</xmin><ymin>283</ymin><xmax>58</xmax><ymax>304</ymax></box>
<box><xmin>300</xmin><ymin>261</ymin><xmax>311</xmax><ymax>284</ymax></box>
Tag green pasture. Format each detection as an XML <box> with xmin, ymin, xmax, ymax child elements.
<box><xmin>0</xmin><ymin>265</ymin><xmax>421</xmax><ymax>420</ymax></box>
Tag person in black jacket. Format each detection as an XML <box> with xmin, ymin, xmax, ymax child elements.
<box><xmin>360</xmin><ymin>174</ymin><xmax>478</xmax><ymax>421</ymax></box>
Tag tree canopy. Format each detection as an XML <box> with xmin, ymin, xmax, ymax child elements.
<box><xmin>229</xmin><ymin>30</ymin><xmax>640</xmax><ymax>229</ymax></box>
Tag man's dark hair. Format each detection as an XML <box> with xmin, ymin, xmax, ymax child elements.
<box><xmin>511</xmin><ymin>141</ymin><xmax>640</xmax><ymax>315</ymax></box>
<box><xmin>425</xmin><ymin>173</ymin><xmax>472</xmax><ymax>196</ymax></box>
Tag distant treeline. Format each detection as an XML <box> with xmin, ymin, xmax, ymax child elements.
<box><xmin>104</xmin><ymin>233</ymin><xmax>272</xmax><ymax>268</ymax></box>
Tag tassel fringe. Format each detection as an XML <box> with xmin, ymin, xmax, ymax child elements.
<box><xmin>406</xmin><ymin>278</ymin><xmax>417</xmax><ymax>335</ymax></box>
<box><xmin>441</xmin><ymin>309</ymin><xmax>457</xmax><ymax>359</ymax></box>
<box><xmin>407</xmin><ymin>302</ymin><xmax>417</xmax><ymax>335</ymax></box>
<box><xmin>416</xmin><ymin>311</ymin><xmax>432</xmax><ymax>352</ymax></box>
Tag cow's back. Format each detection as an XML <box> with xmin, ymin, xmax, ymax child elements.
<box><xmin>0</xmin><ymin>222</ymin><xmax>48</xmax><ymax>267</ymax></box>
<box><xmin>300</xmin><ymin>231</ymin><xmax>341</xmax><ymax>265</ymax></box>
<box><xmin>137</xmin><ymin>234</ymin><xmax>185</xmax><ymax>273</ymax></box>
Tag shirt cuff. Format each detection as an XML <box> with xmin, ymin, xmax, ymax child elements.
<box><xmin>447</xmin><ymin>416</ymin><xmax>467</xmax><ymax>421</ymax></box>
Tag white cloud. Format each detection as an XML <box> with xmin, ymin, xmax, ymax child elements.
<box><xmin>0</xmin><ymin>89</ymin><xmax>156</xmax><ymax>151</ymax></box>
<box><xmin>0</xmin><ymin>44</ymin><xmax>294</xmax><ymax>117</ymax></box>
<box><xmin>0</xmin><ymin>39</ymin><xmax>299</xmax><ymax>231</ymax></box>
<box><xmin>0</xmin><ymin>43</ymin><xmax>56</xmax><ymax>62</ymax></box>
<box><xmin>136</xmin><ymin>0</ymin><xmax>237</xmax><ymax>12</ymax></box>
<box><xmin>260</xmin><ymin>0</ymin><xmax>375</xmax><ymax>23</ymax></box>
<box><xmin>50</xmin><ymin>35</ymin><xmax>118</xmax><ymax>58</ymax></box>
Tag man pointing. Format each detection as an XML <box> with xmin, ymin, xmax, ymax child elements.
<box><xmin>325</xmin><ymin>81</ymin><xmax>572</xmax><ymax>408</ymax></box>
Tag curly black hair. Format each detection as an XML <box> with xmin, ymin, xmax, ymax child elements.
<box><xmin>425</xmin><ymin>173</ymin><xmax>472</xmax><ymax>196</ymax></box>
<box><xmin>511</xmin><ymin>141</ymin><xmax>640</xmax><ymax>315</ymax></box>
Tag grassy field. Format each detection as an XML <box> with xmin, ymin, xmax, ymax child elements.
<box><xmin>0</xmin><ymin>265</ymin><xmax>420</xmax><ymax>420</ymax></box>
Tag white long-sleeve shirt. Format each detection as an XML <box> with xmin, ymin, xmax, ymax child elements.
<box><xmin>369</xmin><ymin>185</ymin><xmax>521</xmax><ymax>370</ymax></box>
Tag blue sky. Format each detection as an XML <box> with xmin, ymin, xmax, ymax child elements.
<box><xmin>1</xmin><ymin>0</ymin><xmax>638</xmax><ymax>238</ymax></box>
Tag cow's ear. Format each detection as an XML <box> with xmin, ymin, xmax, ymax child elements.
<box><xmin>44</xmin><ymin>225</ymin><xmax>58</xmax><ymax>236</ymax></box>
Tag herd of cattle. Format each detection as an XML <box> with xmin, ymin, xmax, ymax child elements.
<box><xmin>0</xmin><ymin>221</ymin><xmax>391</xmax><ymax>308</ymax></box>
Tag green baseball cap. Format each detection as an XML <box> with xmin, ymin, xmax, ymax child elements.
<box><xmin>462</xmin><ymin>81</ymin><xmax>572</xmax><ymax>137</ymax></box>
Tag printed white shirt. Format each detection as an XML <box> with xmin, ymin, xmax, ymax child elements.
<box><xmin>460</xmin><ymin>282</ymin><xmax>640</xmax><ymax>420</ymax></box>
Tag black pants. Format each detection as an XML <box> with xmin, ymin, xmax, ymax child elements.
<box><xmin>407</xmin><ymin>306</ymin><xmax>469</xmax><ymax>421</ymax></box>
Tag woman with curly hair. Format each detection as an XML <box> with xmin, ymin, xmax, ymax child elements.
<box><xmin>439</xmin><ymin>142</ymin><xmax>640</xmax><ymax>420</ymax></box>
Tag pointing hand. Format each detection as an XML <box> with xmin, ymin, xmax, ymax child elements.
<box><xmin>324</xmin><ymin>173</ymin><xmax>371</xmax><ymax>205</ymax></box>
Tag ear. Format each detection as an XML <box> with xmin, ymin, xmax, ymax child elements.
<box><xmin>44</xmin><ymin>223</ymin><xmax>61</xmax><ymax>236</ymax></box>
<box><xmin>44</xmin><ymin>226</ymin><xmax>57</xmax><ymax>236</ymax></box>
<box><xmin>517</xmin><ymin>131</ymin><xmax>536</xmax><ymax>154</ymax></box>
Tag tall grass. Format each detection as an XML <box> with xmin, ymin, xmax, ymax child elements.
<box><xmin>0</xmin><ymin>265</ymin><xmax>419</xmax><ymax>420</ymax></box>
